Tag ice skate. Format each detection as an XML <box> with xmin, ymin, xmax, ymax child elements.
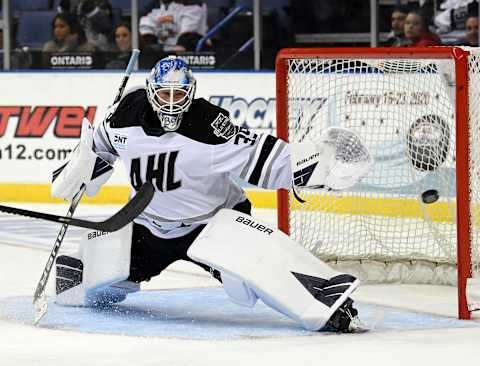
<box><xmin>322</xmin><ymin>298</ymin><xmax>368</xmax><ymax>333</ymax></box>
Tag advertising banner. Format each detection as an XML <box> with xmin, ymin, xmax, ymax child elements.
<box><xmin>0</xmin><ymin>69</ymin><xmax>455</xmax><ymax>207</ymax></box>
<box><xmin>0</xmin><ymin>72</ymin><xmax>276</xmax><ymax>202</ymax></box>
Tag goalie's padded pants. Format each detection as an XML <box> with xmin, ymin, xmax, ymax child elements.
<box><xmin>127</xmin><ymin>199</ymin><xmax>252</xmax><ymax>283</ymax></box>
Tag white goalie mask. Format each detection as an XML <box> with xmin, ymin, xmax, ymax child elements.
<box><xmin>146</xmin><ymin>55</ymin><xmax>196</xmax><ymax>131</ymax></box>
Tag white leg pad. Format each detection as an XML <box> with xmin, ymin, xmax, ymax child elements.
<box><xmin>187</xmin><ymin>209</ymin><xmax>360</xmax><ymax>330</ymax></box>
<box><xmin>221</xmin><ymin>271</ymin><xmax>258</xmax><ymax>307</ymax></box>
<box><xmin>55</xmin><ymin>223</ymin><xmax>137</xmax><ymax>306</ymax></box>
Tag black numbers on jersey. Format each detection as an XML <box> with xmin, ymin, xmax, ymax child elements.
<box><xmin>234</xmin><ymin>128</ymin><xmax>258</xmax><ymax>146</ymax></box>
<box><xmin>130</xmin><ymin>151</ymin><xmax>182</xmax><ymax>192</ymax></box>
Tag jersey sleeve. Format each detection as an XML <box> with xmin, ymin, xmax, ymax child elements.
<box><xmin>212</xmin><ymin>126</ymin><xmax>292</xmax><ymax>190</ymax></box>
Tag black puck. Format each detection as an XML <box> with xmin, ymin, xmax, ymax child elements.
<box><xmin>421</xmin><ymin>189</ymin><xmax>439</xmax><ymax>204</ymax></box>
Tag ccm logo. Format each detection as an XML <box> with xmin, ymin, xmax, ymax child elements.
<box><xmin>235</xmin><ymin>216</ymin><xmax>273</xmax><ymax>235</ymax></box>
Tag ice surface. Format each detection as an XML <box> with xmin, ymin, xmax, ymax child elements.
<box><xmin>0</xmin><ymin>289</ymin><xmax>476</xmax><ymax>340</ymax></box>
<box><xmin>0</xmin><ymin>205</ymin><xmax>479</xmax><ymax>366</ymax></box>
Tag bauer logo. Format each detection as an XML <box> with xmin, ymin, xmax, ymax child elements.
<box><xmin>87</xmin><ymin>230</ymin><xmax>108</xmax><ymax>240</ymax></box>
<box><xmin>235</xmin><ymin>216</ymin><xmax>273</xmax><ymax>235</ymax></box>
<box><xmin>112</xmin><ymin>133</ymin><xmax>128</xmax><ymax>150</ymax></box>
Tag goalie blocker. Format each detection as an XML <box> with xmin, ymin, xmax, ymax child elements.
<box><xmin>52</xmin><ymin>118</ymin><xmax>114</xmax><ymax>201</ymax></box>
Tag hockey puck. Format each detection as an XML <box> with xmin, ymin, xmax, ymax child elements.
<box><xmin>421</xmin><ymin>189</ymin><xmax>439</xmax><ymax>204</ymax></box>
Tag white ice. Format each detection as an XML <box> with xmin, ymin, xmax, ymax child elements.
<box><xmin>0</xmin><ymin>204</ymin><xmax>479</xmax><ymax>366</ymax></box>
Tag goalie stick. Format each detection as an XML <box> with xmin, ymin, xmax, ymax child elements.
<box><xmin>0</xmin><ymin>182</ymin><xmax>154</xmax><ymax>232</ymax></box>
<box><xmin>32</xmin><ymin>49</ymin><xmax>140</xmax><ymax>325</ymax></box>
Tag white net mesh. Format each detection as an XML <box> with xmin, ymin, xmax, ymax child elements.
<box><xmin>468</xmin><ymin>51</ymin><xmax>480</xmax><ymax>278</ymax></box>
<box><xmin>283</xmin><ymin>52</ymin><xmax>480</xmax><ymax>285</ymax></box>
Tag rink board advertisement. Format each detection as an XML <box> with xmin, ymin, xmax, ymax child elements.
<box><xmin>0</xmin><ymin>72</ymin><xmax>276</xmax><ymax>204</ymax></box>
<box><xmin>0</xmin><ymin>71</ymin><xmax>456</xmax><ymax>214</ymax></box>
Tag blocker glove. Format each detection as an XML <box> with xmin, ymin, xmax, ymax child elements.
<box><xmin>51</xmin><ymin>118</ymin><xmax>114</xmax><ymax>201</ymax></box>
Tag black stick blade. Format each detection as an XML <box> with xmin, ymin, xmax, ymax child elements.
<box><xmin>0</xmin><ymin>182</ymin><xmax>154</xmax><ymax>232</ymax></box>
<box><xmin>66</xmin><ymin>182</ymin><xmax>154</xmax><ymax>231</ymax></box>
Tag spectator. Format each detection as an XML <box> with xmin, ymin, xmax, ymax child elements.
<box><xmin>404</xmin><ymin>9</ymin><xmax>442</xmax><ymax>47</ymax></box>
<box><xmin>385</xmin><ymin>5</ymin><xmax>410</xmax><ymax>46</ymax></box>
<box><xmin>435</xmin><ymin>0</ymin><xmax>478</xmax><ymax>33</ymax></box>
<box><xmin>77</xmin><ymin>0</ymin><xmax>115</xmax><ymax>51</ymax></box>
<box><xmin>105</xmin><ymin>23</ymin><xmax>133</xmax><ymax>69</ymax></box>
<box><xmin>457</xmin><ymin>15</ymin><xmax>479</xmax><ymax>45</ymax></box>
<box><xmin>42</xmin><ymin>13</ymin><xmax>96</xmax><ymax>53</ymax></box>
<box><xmin>139</xmin><ymin>0</ymin><xmax>207</xmax><ymax>51</ymax></box>
<box><xmin>113</xmin><ymin>23</ymin><xmax>132</xmax><ymax>53</ymax></box>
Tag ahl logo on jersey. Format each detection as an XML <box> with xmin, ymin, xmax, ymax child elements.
<box><xmin>112</xmin><ymin>133</ymin><xmax>128</xmax><ymax>150</ymax></box>
<box><xmin>211</xmin><ymin>113</ymin><xmax>237</xmax><ymax>140</ymax></box>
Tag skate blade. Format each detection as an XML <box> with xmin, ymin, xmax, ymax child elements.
<box><xmin>348</xmin><ymin>316</ymin><xmax>370</xmax><ymax>333</ymax></box>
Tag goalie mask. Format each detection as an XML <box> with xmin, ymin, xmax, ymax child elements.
<box><xmin>146</xmin><ymin>55</ymin><xmax>196</xmax><ymax>132</ymax></box>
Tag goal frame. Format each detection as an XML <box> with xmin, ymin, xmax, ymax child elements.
<box><xmin>275</xmin><ymin>47</ymin><xmax>473</xmax><ymax>320</ymax></box>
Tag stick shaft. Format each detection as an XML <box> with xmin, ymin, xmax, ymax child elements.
<box><xmin>33</xmin><ymin>185</ymin><xmax>84</xmax><ymax>302</ymax></box>
<box><xmin>33</xmin><ymin>49</ymin><xmax>140</xmax><ymax>325</ymax></box>
<box><xmin>113</xmin><ymin>49</ymin><xmax>140</xmax><ymax>105</ymax></box>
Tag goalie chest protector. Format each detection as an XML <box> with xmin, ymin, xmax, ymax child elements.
<box><xmin>97</xmin><ymin>89</ymin><xmax>252</xmax><ymax>238</ymax></box>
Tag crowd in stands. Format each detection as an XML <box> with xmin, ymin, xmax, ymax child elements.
<box><xmin>385</xmin><ymin>6</ymin><xmax>443</xmax><ymax>47</ymax></box>
<box><xmin>139</xmin><ymin>0</ymin><xmax>207</xmax><ymax>52</ymax></box>
<box><xmin>1</xmin><ymin>0</ymin><xmax>212</xmax><ymax>69</ymax></box>
<box><xmin>0</xmin><ymin>0</ymin><xmax>479</xmax><ymax>70</ymax></box>
<box><xmin>384</xmin><ymin>1</ymin><xmax>478</xmax><ymax>47</ymax></box>
<box><xmin>42</xmin><ymin>12</ymin><xmax>96</xmax><ymax>53</ymax></box>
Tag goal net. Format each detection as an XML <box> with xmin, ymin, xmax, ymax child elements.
<box><xmin>276</xmin><ymin>47</ymin><xmax>480</xmax><ymax>319</ymax></box>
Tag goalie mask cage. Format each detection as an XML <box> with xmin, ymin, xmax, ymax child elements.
<box><xmin>276</xmin><ymin>47</ymin><xmax>480</xmax><ymax>320</ymax></box>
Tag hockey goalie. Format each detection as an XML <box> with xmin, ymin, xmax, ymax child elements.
<box><xmin>52</xmin><ymin>56</ymin><xmax>373</xmax><ymax>333</ymax></box>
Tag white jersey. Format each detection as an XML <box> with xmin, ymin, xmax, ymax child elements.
<box><xmin>139</xmin><ymin>1</ymin><xmax>208</xmax><ymax>46</ymax></box>
<box><xmin>434</xmin><ymin>0</ymin><xmax>476</xmax><ymax>32</ymax></box>
<box><xmin>93</xmin><ymin>89</ymin><xmax>291</xmax><ymax>238</ymax></box>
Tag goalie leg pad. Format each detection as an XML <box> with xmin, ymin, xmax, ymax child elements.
<box><xmin>55</xmin><ymin>253</ymin><xmax>86</xmax><ymax>306</ymax></box>
<box><xmin>55</xmin><ymin>223</ymin><xmax>137</xmax><ymax>306</ymax></box>
<box><xmin>221</xmin><ymin>271</ymin><xmax>258</xmax><ymax>307</ymax></box>
<box><xmin>187</xmin><ymin>209</ymin><xmax>360</xmax><ymax>331</ymax></box>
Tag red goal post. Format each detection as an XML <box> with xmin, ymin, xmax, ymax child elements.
<box><xmin>275</xmin><ymin>47</ymin><xmax>479</xmax><ymax>320</ymax></box>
